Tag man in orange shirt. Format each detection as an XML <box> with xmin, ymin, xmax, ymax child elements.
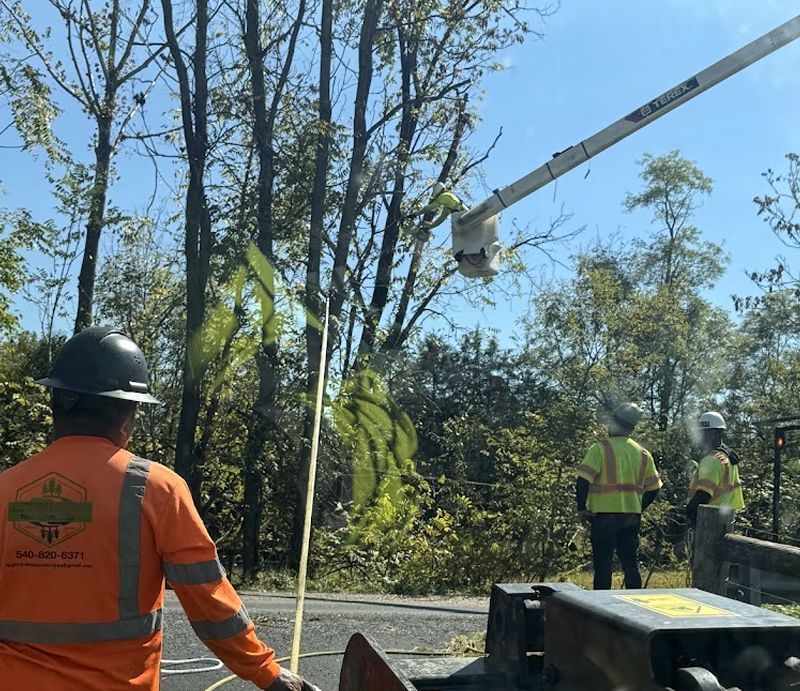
<box><xmin>0</xmin><ymin>326</ymin><xmax>320</xmax><ymax>690</ymax></box>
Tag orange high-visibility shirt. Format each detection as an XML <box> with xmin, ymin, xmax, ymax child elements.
<box><xmin>0</xmin><ymin>436</ymin><xmax>281</xmax><ymax>690</ymax></box>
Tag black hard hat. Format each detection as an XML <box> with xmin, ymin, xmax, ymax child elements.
<box><xmin>612</xmin><ymin>402</ymin><xmax>642</xmax><ymax>429</ymax></box>
<box><xmin>37</xmin><ymin>326</ymin><xmax>161</xmax><ymax>404</ymax></box>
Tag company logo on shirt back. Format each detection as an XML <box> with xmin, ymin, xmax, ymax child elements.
<box><xmin>7</xmin><ymin>473</ymin><xmax>93</xmax><ymax>546</ymax></box>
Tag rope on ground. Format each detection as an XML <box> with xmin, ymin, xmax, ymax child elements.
<box><xmin>161</xmin><ymin>657</ymin><xmax>224</xmax><ymax>675</ymax></box>
<box><xmin>202</xmin><ymin>649</ymin><xmax>466</xmax><ymax>691</ymax></box>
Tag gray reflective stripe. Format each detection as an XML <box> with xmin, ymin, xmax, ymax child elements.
<box><xmin>0</xmin><ymin>609</ymin><xmax>162</xmax><ymax>644</ymax></box>
<box><xmin>164</xmin><ymin>558</ymin><xmax>226</xmax><ymax>585</ymax></box>
<box><xmin>119</xmin><ymin>456</ymin><xmax>151</xmax><ymax>620</ymax></box>
<box><xmin>190</xmin><ymin>606</ymin><xmax>250</xmax><ymax>640</ymax></box>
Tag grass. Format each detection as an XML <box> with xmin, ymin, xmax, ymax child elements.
<box><xmin>763</xmin><ymin>604</ymin><xmax>800</xmax><ymax>619</ymax></box>
<box><xmin>447</xmin><ymin>630</ymin><xmax>486</xmax><ymax>656</ymax></box>
<box><xmin>547</xmin><ymin>567</ymin><xmax>691</xmax><ymax>590</ymax></box>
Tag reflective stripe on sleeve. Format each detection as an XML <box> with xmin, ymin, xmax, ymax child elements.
<box><xmin>644</xmin><ymin>475</ymin><xmax>662</xmax><ymax>490</ymax></box>
<box><xmin>576</xmin><ymin>464</ymin><xmax>599</xmax><ymax>481</ymax></box>
<box><xmin>0</xmin><ymin>609</ymin><xmax>162</xmax><ymax>645</ymax></box>
<box><xmin>190</xmin><ymin>606</ymin><xmax>251</xmax><ymax>640</ymax></box>
<box><xmin>692</xmin><ymin>479</ymin><xmax>717</xmax><ymax>494</ymax></box>
<box><xmin>165</xmin><ymin>558</ymin><xmax>226</xmax><ymax>585</ymax></box>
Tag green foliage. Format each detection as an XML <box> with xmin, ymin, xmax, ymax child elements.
<box><xmin>742</xmin><ymin>153</ymin><xmax>800</xmax><ymax>309</ymax></box>
<box><xmin>334</xmin><ymin>367</ymin><xmax>418</xmax><ymax>510</ymax></box>
<box><xmin>0</xmin><ymin>332</ymin><xmax>54</xmax><ymax>472</ymax></box>
<box><xmin>0</xmin><ymin>2</ymin><xmax>65</xmax><ymax>162</ymax></box>
<box><xmin>0</xmin><ymin>203</ymin><xmax>54</xmax><ymax>333</ymax></box>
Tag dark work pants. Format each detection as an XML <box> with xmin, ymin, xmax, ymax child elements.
<box><xmin>590</xmin><ymin>513</ymin><xmax>642</xmax><ymax>590</ymax></box>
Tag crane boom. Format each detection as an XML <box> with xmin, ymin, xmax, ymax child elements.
<box><xmin>456</xmin><ymin>14</ymin><xmax>800</xmax><ymax>231</ymax></box>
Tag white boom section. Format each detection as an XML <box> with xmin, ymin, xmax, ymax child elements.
<box><xmin>456</xmin><ymin>14</ymin><xmax>800</xmax><ymax>231</ymax></box>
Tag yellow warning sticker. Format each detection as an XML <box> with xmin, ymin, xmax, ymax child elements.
<box><xmin>616</xmin><ymin>593</ymin><xmax>738</xmax><ymax>618</ymax></box>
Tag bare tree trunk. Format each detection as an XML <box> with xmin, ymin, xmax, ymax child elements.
<box><xmin>326</xmin><ymin>0</ymin><xmax>384</xmax><ymax>326</ymax></box>
<box><xmin>355</xmin><ymin>26</ymin><xmax>417</xmax><ymax>362</ymax></box>
<box><xmin>67</xmin><ymin>0</ymin><xmax>156</xmax><ymax>332</ymax></box>
<box><xmin>292</xmin><ymin>0</ymin><xmax>334</xmax><ymax>568</ymax></box>
<box><xmin>74</xmin><ymin>113</ymin><xmax>113</xmax><ymax>333</ymax></box>
<box><xmin>163</xmin><ymin>0</ymin><xmax>211</xmax><ymax>506</ymax></box>
<box><xmin>241</xmin><ymin>0</ymin><xmax>306</xmax><ymax>580</ymax></box>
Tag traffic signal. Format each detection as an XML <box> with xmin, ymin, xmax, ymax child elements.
<box><xmin>775</xmin><ymin>428</ymin><xmax>787</xmax><ymax>451</ymax></box>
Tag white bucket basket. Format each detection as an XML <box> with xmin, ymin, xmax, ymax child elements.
<box><xmin>450</xmin><ymin>211</ymin><xmax>500</xmax><ymax>278</ymax></box>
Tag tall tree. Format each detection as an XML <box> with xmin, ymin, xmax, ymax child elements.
<box><xmin>1</xmin><ymin>0</ymin><xmax>165</xmax><ymax>332</ymax></box>
<box><xmin>162</xmin><ymin>0</ymin><xmax>211</xmax><ymax>500</ymax></box>
<box><xmin>239</xmin><ymin>0</ymin><xmax>307</xmax><ymax>580</ymax></box>
<box><xmin>292</xmin><ymin>0</ymin><xmax>334</xmax><ymax>571</ymax></box>
<box><xmin>624</xmin><ymin>151</ymin><xmax>726</xmax><ymax>431</ymax></box>
<box><xmin>292</xmin><ymin>0</ymin><xmax>388</xmax><ymax>566</ymax></box>
<box><xmin>292</xmin><ymin>0</ymin><xmax>558</xmax><ymax>566</ymax></box>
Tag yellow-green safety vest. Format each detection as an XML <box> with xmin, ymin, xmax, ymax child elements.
<box><xmin>687</xmin><ymin>448</ymin><xmax>744</xmax><ymax>509</ymax></box>
<box><xmin>576</xmin><ymin>436</ymin><xmax>662</xmax><ymax>513</ymax></box>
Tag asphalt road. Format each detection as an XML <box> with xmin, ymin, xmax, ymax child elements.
<box><xmin>160</xmin><ymin>591</ymin><xmax>489</xmax><ymax>691</ymax></box>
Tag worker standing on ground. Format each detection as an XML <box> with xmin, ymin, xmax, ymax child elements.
<box><xmin>685</xmin><ymin>411</ymin><xmax>744</xmax><ymax>525</ymax></box>
<box><xmin>0</xmin><ymin>327</ymin><xmax>321</xmax><ymax>691</ymax></box>
<box><xmin>575</xmin><ymin>403</ymin><xmax>662</xmax><ymax>590</ymax></box>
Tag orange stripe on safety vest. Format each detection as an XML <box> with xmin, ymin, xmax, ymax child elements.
<box><xmin>588</xmin><ymin>483</ymin><xmax>642</xmax><ymax>494</ymax></box>
<box><xmin>600</xmin><ymin>440</ymin><xmax>617</xmax><ymax>484</ymax></box>
<box><xmin>716</xmin><ymin>482</ymin><xmax>741</xmax><ymax>497</ymax></box>
<box><xmin>636</xmin><ymin>450</ymin><xmax>648</xmax><ymax>489</ymax></box>
<box><xmin>713</xmin><ymin>456</ymin><xmax>740</xmax><ymax>500</ymax></box>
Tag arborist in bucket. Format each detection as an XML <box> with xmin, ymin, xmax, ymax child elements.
<box><xmin>575</xmin><ymin>403</ymin><xmax>662</xmax><ymax>590</ymax></box>
<box><xmin>0</xmin><ymin>327</ymin><xmax>321</xmax><ymax>691</ymax></box>
<box><xmin>685</xmin><ymin>411</ymin><xmax>744</xmax><ymax>525</ymax></box>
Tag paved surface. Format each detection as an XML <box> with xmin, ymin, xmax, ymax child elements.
<box><xmin>161</xmin><ymin>591</ymin><xmax>489</xmax><ymax>691</ymax></box>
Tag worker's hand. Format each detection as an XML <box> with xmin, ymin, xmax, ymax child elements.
<box><xmin>578</xmin><ymin>509</ymin><xmax>594</xmax><ymax>524</ymax></box>
<box><xmin>266</xmin><ymin>668</ymin><xmax>323</xmax><ymax>691</ymax></box>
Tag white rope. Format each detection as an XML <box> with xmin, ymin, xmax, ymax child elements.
<box><xmin>161</xmin><ymin>657</ymin><xmax>224</xmax><ymax>675</ymax></box>
<box><xmin>290</xmin><ymin>297</ymin><xmax>330</xmax><ymax>672</ymax></box>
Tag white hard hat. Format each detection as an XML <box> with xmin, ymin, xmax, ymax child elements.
<box><xmin>699</xmin><ymin>411</ymin><xmax>726</xmax><ymax>430</ymax></box>
<box><xmin>432</xmin><ymin>182</ymin><xmax>445</xmax><ymax>196</ymax></box>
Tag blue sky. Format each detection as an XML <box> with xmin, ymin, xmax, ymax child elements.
<box><xmin>2</xmin><ymin>1</ymin><xmax>800</xmax><ymax>340</ymax></box>
<box><xmin>464</xmin><ymin>0</ymin><xmax>800</xmax><ymax>331</ymax></box>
